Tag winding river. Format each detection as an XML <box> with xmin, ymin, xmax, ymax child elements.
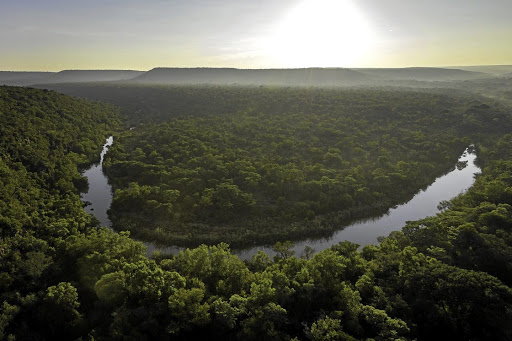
<box><xmin>82</xmin><ymin>136</ymin><xmax>113</xmax><ymax>228</ymax></box>
<box><xmin>81</xmin><ymin>139</ymin><xmax>480</xmax><ymax>259</ymax></box>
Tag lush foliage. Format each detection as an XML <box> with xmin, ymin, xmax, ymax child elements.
<box><xmin>2</xmin><ymin>86</ymin><xmax>512</xmax><ymax>340</ymax></box>
<box><xmin>102</xmin><ymin>86</ymin><xmax>510</xmax><ymax>247</ymax></box>
<box><xmin>0</xmin><ymin>86</ymin><xmax>119</xmax><ymax>239</ymax></box>
<box><xmin>0</xmin><ymin>86</ymin><xmax>122</xmax><ymax>339</ymax></box>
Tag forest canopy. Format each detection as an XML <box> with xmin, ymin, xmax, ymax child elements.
<box><xmin>0</xmin><ymin>86</ymin><xmax>119</xmax><ymax>239</ymax></box>
<box><xmin>1</xmin><ymin>85</ymin><xmax>512</xmax><ymax>340</ymax></box>
<box><xmin>99</xmin><ymin>86</ymin><xmax>511</xmax><ymax>247</ymax></box>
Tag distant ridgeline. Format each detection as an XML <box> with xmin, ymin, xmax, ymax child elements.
<box><xmin>128</xmin><ymin>66</ymin><xmax>489</xmax><ymax>85</ymax></box>
<box><xmin>0</xmin><ymin>70</ymin><xmax>144</xmax><ymax>86</ymax></box>
<box><xmin>2</xmin><ymin>85</ymin><xmax>512</xmax><ymax>340</ymax></box>
<box><xmin>5</xmin><ymin>65</ymin><xmax>512</xmax><ymax>87</ymax></box>
<box><xmin>28</xmin><ymin>66</ymin><xmax>512</xmax><ymax>110</ymax></box>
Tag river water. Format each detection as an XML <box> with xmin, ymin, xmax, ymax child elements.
<box><xmin>81</xmin><ymin>139</ymin><xmax>480</xmax><ymax>259</ymax></box>
<box><xmin>81</xmin><ymin>136</ymin><xmax>113</xmax><ymax>228</ymax></box>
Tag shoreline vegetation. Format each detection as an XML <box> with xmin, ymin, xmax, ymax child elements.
<box><xmin>98</xmin><ymin>86</ymin><xmax>499</xmax><ymax>248</ymax></box>
<box><xmin>2</xmin><ymin>84</ymin><xmax>512</xmax><ymax>340</ymax></box>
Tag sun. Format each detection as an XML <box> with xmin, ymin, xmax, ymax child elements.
<box><xmin>265</xmin><ymin>0</ymin><xmax>376</xmax><ymax>68</ymax></box>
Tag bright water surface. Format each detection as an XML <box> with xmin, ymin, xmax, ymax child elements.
<box><xmin>82</xmin><ymin>139</ymin><xmax>480</xmax><ymax>260</ymax></box>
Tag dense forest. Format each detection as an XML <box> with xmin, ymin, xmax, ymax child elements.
<box><xmin>2</xmin><ymin>85</ymin><xmax>512</xmax><ymax>340</ymax></box>
<box><xmin>99</xmin><ymin>86</ymin><xmax>510</xmax><ymax>247</ymax></box>
<box><xmin>0</xmin><ymin>86</ymin><xmax>119</xmax><ymax>239</ymax></box>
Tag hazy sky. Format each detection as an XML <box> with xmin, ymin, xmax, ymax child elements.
<box><xmin>1</xmin><ymin>0</ymin><xmax>511</xmax><ymax>71</ymax></box>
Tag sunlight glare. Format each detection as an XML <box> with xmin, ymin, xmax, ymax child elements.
<box><xmin>266</xmin><ymin>0</ymin><xmax>376</xmax><ymax>68</ymax></box>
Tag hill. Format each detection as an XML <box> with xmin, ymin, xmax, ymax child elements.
<box><xmin>0</xmin><ymin>70</ymin><xmax>144</xmax><ymax>86</ymax></box>
<box><xmin>44</xmin><ymin>70</ymin><xmax>144</xmax><ymax>83</ymax></box>
<box><xmin>353</xmin><ymin>67</ymin><xmax>488</xmax><ymax>81</ymax></box>
<box><xmin>129</xmin><ymin>67</ymin><xmax>372</xmax><ymax>86</ymax></box>
<box><xmin>447</xmin><ymin>65</ymin><xmax>512</xmax><ymax>76</ymax></box>
<box><xmin>129</xmin><ymin>67</ymin><xmax>489</xmax><ymax>85</ymax></box>
<box><xmin>0</xmin><ymin>71</ymin><xmax>56</xmax><ymax>86</ymax></box>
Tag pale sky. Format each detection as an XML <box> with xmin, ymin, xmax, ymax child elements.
<box><xmin>1</xmin><ymin>0</ymin><xmax>511</xmax><ymax>71</ymax></box>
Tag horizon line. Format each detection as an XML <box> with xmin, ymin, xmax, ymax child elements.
<box><xmin>2</xmin><ymin>64</ymin><xmax>512</xmax><ymax>73</ymax></box>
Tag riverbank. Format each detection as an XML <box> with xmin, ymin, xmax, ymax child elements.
<box><xmin>81</xmin><ymin>138</ymin><xmax>480</xmax><ymax>259</ymax></box>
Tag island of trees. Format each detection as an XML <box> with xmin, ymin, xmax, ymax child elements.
<box><xmin>96</xmin><ymin>85</ymin><xmax>508</xmax><ymax>247</ymax></box>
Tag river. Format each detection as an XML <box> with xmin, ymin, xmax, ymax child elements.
<box><xmin>81</xmin><ymin>138</ymin><xmax>480</xmax><ymax>259</ymax></box>
<box><xmin>81</xmin><ymin>136</ymin><xmax>113</xmax><ymax>228</ymax></box>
